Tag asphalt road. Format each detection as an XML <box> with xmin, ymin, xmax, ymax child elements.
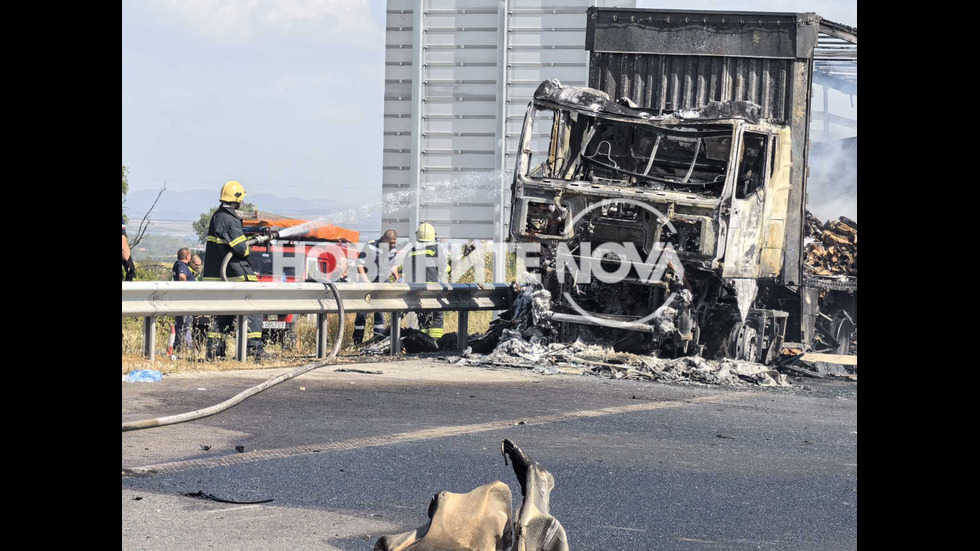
<box><xmin>122</xmin><ymin>359</ymin><xmax>857</xmax><ymax>550</ymax></box>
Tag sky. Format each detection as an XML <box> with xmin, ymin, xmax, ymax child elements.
<box><xmin>122</xmin><ymin>0</ymin><xmax>856</xmax><ymax>231</ymax></box>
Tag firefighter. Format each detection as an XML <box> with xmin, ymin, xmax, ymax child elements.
<box><xmin>352</xmin><ymin>230</ymin><xmax>398</xmax><ymax>345</ymax></box>
<box><xmin>399</xmin><ymin>222</ymin><xmax>448</xmax><ymax>340</ymax></box>
<box><xmin>202</xmin><ymin>181</ymin><xmax>268</xmax><ymax>362</ymax></box>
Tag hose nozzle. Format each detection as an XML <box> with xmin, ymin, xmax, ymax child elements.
<box><xmin>221</xmin><ymin>230</ymin><xmax>281</xmax><ymax>281</ymax></box>
<box><xmin>246</xmin><ymin>229</ymin><xmax>280</xmax><ymax>246</ymax></box>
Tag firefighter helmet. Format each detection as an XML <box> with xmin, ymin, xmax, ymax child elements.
<box><xmin>415</xmin><ymin>221</ymin><xmax>436</xmax><ymax>242</ymax></box>
<box><xmin>220</xmin><ymin>180</ymin><xmax>247</xmax><ymax>203</ymax></box>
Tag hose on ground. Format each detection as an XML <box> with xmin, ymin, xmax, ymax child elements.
<box><xmin>121</xmin><ymin>280</ymin><xmax>346</xmax><ymax>432</ymax></box>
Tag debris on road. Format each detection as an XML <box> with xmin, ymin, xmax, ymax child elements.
<box><xmin>776</xmin><ymin>351</ymin><xmax>856</xmax><ymax>379</ymax></box>
<box><xmin>334</xmin><ymin>368</ymin><xmax>384</xmax><ymax>375</ymax></box>
<box><xmin>358</xmin><ymin>283</ymin><xmax>789</xmax><ymax>387</ymax></box>
<box><xmin>447</xmin><ymin>340</ymin><xmax>788</xmax><ymax>387</ymax></box>
<box><xmin>183</xmin><ymin>490</ymin><xmax>273</xmax><ymax>505</ymax></box>
<box><xmin>439</xmin><ymin>284</ymin><xmax>789</xmax><ymax>387</ymax></box>
<box><xmin>374</xmin><ymin>440</ymin><xmax>567</xmax><ymax>551</ymax></box>
<box><xmin>123</xmin><ymin>369</ymin><xmax>162</xmax><ymax>383</ymax></box>
<box><xmin>375</xmin><ymin>481</ymin><xmax>513</xmax><ymax>551</ymax></box>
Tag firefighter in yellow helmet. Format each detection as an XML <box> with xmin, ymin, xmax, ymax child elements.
<box><xmin>397</xmin><ymin>221</ymin><xmax>448</xmax><ymax>340</ymax></box>
<box><xmin>202</xmin><ymin>180</ymin><xmax>268</xmax><ymax>361</ymax></box>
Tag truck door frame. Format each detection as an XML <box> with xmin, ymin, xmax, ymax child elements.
<box><xmin>722</xmin><ymin>125</ymin><xmax>777</xmax><ymax>278</ymax></box>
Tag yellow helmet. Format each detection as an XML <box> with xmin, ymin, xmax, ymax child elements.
<box><xmin>416</xmin><ymin>221</ymin><xmax>436</xmax><ymax>242</ymax></box>
<box><xmin>220</xmin><ymin>180</ymin><xmax>247</xmax><ymax>203</ymax></box>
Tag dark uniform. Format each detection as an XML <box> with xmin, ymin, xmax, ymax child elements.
<box><xmin>122</xmin><ymin>217</ymin><xmax>136</xmax><ymax>281</ymax></box>
<box><xmin>352</xmin><ymin>239</ymin><xmax>389</xmax><ymax>344</ymax></box>
<box><xmin>171</xmin><ymin>260</ymin><xmax>195</xmax><ymax>353</ymax></box>
<box><xmin>202</xmin><ymin>204</ymin><xmax>264</xmax><ymax>359</ymax></box>
<box><xmin>188</xmin><ymin>264</ymin><xmax>210</xmax><ymax>347</ymax></box>
<box><xmin>400</xmin><ymin>242</ymin><xmax>449</xmax><ymax>339</ymax></box>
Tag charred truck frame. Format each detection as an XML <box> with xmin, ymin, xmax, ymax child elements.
<box><xmin>508</xmin><ymin>8</ymin><xmax>856</xmax><ymax>364</ymax></box>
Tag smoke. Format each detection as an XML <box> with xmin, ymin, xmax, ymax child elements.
<box><xmin>807</xmin><ymin>137</ymin><xmax>857</xmax><ymax>222</ymax></box>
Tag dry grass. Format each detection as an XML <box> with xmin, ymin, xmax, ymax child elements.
<box><xmin>121</xmin><ymin>250</ymin><xmax>516</xmax><ymax>373</ymax></box>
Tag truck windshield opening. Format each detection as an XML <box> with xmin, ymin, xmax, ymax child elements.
<box><xmin>525</xmin><ymin>106</ymin><xmax>733</xmax><ymax>196</ymax></box>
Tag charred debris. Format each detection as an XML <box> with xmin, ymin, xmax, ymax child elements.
<box><xmin>360</xmin><ymin>88</ymin><xmax>855</xmax><ymax>384</ymax></box>
<box><xmin>374</xmin><ymin>439</ymin><xmax>568</xmax><ymax>551</ymax></box>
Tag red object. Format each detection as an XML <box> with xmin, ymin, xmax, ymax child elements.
<box><xmin>242</xmin><ymin>217</ymin><xmax>360</xmax><ymax>243</ymax></box>
<box><xmin>167</xmin><ymin>325</ymin><xmax>176</xmax><ymax>356</ymax></box>
<box><xmin>241</xmin><ymin>214</ymin><xmax>360</xmax><ymax>340</ymax></box>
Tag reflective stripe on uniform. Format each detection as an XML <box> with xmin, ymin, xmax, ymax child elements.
<box><xmin>228</xmin><ymin>235</ymin><xmax>247</xmax><ymax>247</ymax></box>
<box><xmin>202</xmin><ymin>275</ymin><xmax>257</xmax><ymax>282</ymax></box>
<box><xmin>423</xmin><ymin>328</ymin><xmax>445</xmax><ymax>339</ymax></box>
<box><xmin>247</xmin><ymin>332</ymin><xmax>262</xmax><ymax>339</ymax></box>
<box><xmin>407</xmin><ymin>249</ymin><xmax>436</xmax><ymax>257</ymax></box>
<box><xmin>206</xmin><ymin>332</ymin><xmax>224</xmax><ymax>338</ymax></box>
<box><xmin>206</xmin><ymin>236</ymin><xmax>228</xmax><ymax>244</ymax></box>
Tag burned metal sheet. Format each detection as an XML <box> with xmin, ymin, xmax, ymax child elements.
<box><xmin>374</xmin><ymin>482</ymin><xmax>513</xmax><ymax>551</ymax></box>
<box><xmin>374</xmin><ymin>441</ymin><xmax>567</xmax><ymax>551</ymax></box>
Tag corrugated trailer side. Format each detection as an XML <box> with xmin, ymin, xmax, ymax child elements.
<box><xmin>584</xmin><ymin>7</ymin><xmax>821</xmax><ymax>287</ymax></box>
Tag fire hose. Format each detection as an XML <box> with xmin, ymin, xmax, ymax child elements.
<box><xmin>121</xmin><ymin>232</ymin><xmax>346</xmax><ymax>432</ymax></box>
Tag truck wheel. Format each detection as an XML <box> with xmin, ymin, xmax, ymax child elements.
<box><xmin>729</xmin><ymin>321</ymin><xmax>760</xmax><ymax>363</ymax></box>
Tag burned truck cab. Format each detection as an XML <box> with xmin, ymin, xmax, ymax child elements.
<box><xmin>509</xmin><ymin>79</ymin><xmax>792</xmax><ymax>363</ymax></box>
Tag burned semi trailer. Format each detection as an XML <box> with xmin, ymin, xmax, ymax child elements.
<box><xmin>507</xmin><ymin>8</ymin><xmax>856</xmax><ymax>364</ymax></box>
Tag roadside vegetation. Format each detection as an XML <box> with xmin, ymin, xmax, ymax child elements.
<box><xmin>122</xmin><ymin>250</ymin><xmax>514</xmax><ymax>374</ymax></box>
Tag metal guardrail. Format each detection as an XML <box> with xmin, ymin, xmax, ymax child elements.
<box><xmin>123</xmin><ymin>282</ymin><xmax>514</xmax><ymax>361</ymax></box>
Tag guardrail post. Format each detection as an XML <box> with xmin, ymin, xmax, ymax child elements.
<box><xmin>457</xmin><ymin>310</ymin><xmax>469</xmax><ymax>354</ymax></box>
<box><xmin>316</xmin><ymin>313</ymin><xmax>328</xmax><ymax>359</ymax></box>
<box><xmin>143</xmin><ymin>316</ymin><xmax>157</xmax><ymax>360</ymax></box>
<box><xmin>235</xmin><ymin>315</ymin><xmax>248</xmax><ymax>362</ymax></box>
<box><xmin>390</xmin><ymin>312</ymin><xmax>402</xmax><ymax>356</ymax></box>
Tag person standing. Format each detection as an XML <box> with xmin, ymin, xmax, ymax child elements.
<box><xmin>188</xmin><ymin>253</ymin><xmax>210</xmax><ymax>348</ymax></box>
<box><xmin>122</xmin><ymin>216</ymin><xmax>136</xmax><ymax>281</ymax></box>
<box><xmin>399</xmin><ymin>222</ymin><xmax>447</xmax><ymax>340</ymax></box>
<box><xmin>171</xmin><ymin>248</ymin><xmax>195</xmax><ymax>355</ymax></box>
<box><xmin>352</xmin><ymin>230</ymin><xmax>398</xmax><ymax>344</ymax></box>
<box><xmin>202</xmin><ymin>181</ymin><xmax>267</xmax><ymax>362</ymax></box>
<box><xmin>189</xmin><ymin>253</ymin><xmax>203</xmax><ymax>280</ymax></box>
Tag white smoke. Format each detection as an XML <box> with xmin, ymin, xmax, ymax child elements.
<box><xmin>807</xmin><ymin>137</ymin><xmax>857</xmax><ymax>222</ymax></box>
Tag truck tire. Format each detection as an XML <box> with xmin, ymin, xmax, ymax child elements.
<box><xmin>728</xmin><ymin>320</ymin><xmax>761</xmax><ymax>363</ymax></box>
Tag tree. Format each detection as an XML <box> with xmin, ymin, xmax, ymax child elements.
<box><xmin>193</xmin><ymin>207</ymin><xmax>218</xmax><ymax>244</ymax></box>
<box><xmin>129</xmin><ymin>182</ymin><xmax>167</xmax><ymax>248</ymax></box>
<box><xmin>193</xmin><ymin>202</ymin><xmax>256</xmax><ymax>244</ymax></box>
